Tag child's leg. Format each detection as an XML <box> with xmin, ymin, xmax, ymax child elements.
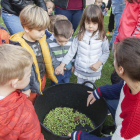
<box><xmin>51</xmin><ymin>74</ymin><xmax>64</xmax><ymax>86</ymax></box>
<box><xmin>77</xmin><ymin>77</ymin><xmax>95</xmax><ymax>88</ymax></box>
<box><xmin>28</xmin><ymin>75</ymin><xmax>46</xmax><ymax>104</ymax></box>
<box><xmin>62</xmin><ymin>70</ymin><xmax>71</xmax><ymax>83</ymax></box>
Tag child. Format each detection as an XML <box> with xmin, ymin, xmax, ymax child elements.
<box><xmin>48</xmin><ymin>15</ymin><xmax>68</xmax><ymax>33</ymax></box>
<box><xmin>69</xmin><ymin>37</ymin><xmax>140</xmax><ymax>140</ymax></box>
<box><xmin>44</xmin><ymin>0</ymin><xmax>55</xmax><ymax>38</ymax></box>
<box><xmin>113</xmin><ymin>0</ymin><xmax>140</xmax><ymax>50</ymax></box>
<box><xmin>47</xmin><ymin>20</ymin><xmax>73</xmax><ymax>85</ymax></box>
<box><xmin>45</xmin><ymin>14</ymin><xmax>68</xmax><ymax>39</ymax></box>
<box><xmin>94</xmin><ymin>0</ymin><xmax>107</xmax><ymax>16</ymax></box>
<box><xmin>55</xmin><ymin>5</ymin><xmax>109</xmax><ymax>88</ymax></box>
<box><xmin>0</xmin><ymin>44</ymin><xmax>44</xmax><ymax>140</ymax></box>
<box><xmin>44</xmin><ymin>0</ymin><xmax>54</xmax><ymax>16</ymax></box>
<box><xmin>10</xmin><ymin>5</ymin><xmax>60</xmax><ymax>104</ymax></box>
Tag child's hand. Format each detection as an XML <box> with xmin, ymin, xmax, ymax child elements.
<box><xmin>104</xmin><ymin>8</ymin><xmax>108</xmax><ymax>13</ymax></box>
<box><xmin>55</xmin><ymin>63</ymin><xmax>65</xmax><ymax>75</ymax></box>
<box><xmin>90</xmin><ymin>61</ymin><xmax>102</xmax><ymax>71</ymax></box>
<box><xmin>87</xmin><ymin>91</ymin><xmax>96</xmax><ymax>107</ymax></box>
<box><xmin>22</xmin><ymin>89</ymin><xmax>31</xmax><ymax>98</ymax></box>
<box><xmin>71</xmin><ymin>66</ymin><xmax>75</xmax><ymax>73</ymax></box>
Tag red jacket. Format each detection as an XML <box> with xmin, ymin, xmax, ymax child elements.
<box><xmin>114</xmin><ymin>0</ymin><xmax>140</xmax><ymax>43</ymax></box>
<box><xmin>0</xmin><ymin>90</ymin><xmax>44</xmax><ymax>140</ymax></box>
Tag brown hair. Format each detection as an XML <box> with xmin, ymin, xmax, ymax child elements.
<box><xmin>0</xmin><ymin>44</ymin><xmax>33</xmax><ymax>85</ymax></box>
<box><xmin>54</xmin><ymin>20</ymin><xmax>73</xmax><ymax>39</ymax></box>
<box><xmin>20</xmin><ymin>5</ymin><xmax>50</xmax><ymax>30</ymax></box>
<box><xmin>77</xmin><ymin>4</ymin><xmax>106</xmax><ymax>41</ymax></box>
<box><xmin>48</xmin><ymin>15</ymin><xmax>68</xmax><ymax>33</ymax></box>
<box><xmin>115</xmin><ymin>38</ymin><xmax>140</xmax><ymax>81</ymax></box>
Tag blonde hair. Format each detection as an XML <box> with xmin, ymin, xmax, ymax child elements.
<box><xmin>0</xmin><ymin>44</ymin><xmax>33</xmax><ymax>85</ymax></box>
<box><xmin>20</xmin><ymin>5</ymin><xmax>50</xmax><ymax>30</ymax></box>
<box><xmin>48</xmin><ymin>15</ymin><xmax>68</xmax><ymax>33</ymax></box>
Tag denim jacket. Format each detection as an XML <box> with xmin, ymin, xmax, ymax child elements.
<box><xmin>112</xmin><ymin>0</ymin><xmax>125</xmax><ymax>14</ymax></box>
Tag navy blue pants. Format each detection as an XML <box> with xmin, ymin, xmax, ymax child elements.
<box><xmin>55</xmin><ymin>7</ymin><xmax>83</xmax><ymax>32</ymax></box>
<box><xmin>51</xmin><ymin>69</ymin><xmax>71</xmax><ymax>86</ymax></box>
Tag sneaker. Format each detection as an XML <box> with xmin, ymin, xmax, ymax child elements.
<box><xmin>109</xmin><ymin>46</ymin><xmax>112</xmax><ymax>50</ymax></box>
<box><xmin>110</xmin><ymin>32</ymin><xmax>113</xmax><ymax>36</ymax></box>
<box><xmin>106</xmin><ymin>31</ymin><xmax>110</xmax><ymax>36</ymax></box>
<box><xmin>101</xmin><ymin>125</ymin><xmax>116</xmax><ymax>137</ymax></box>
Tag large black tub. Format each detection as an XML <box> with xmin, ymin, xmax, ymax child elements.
<box><xmin>34</xmin><ymin>82</ymin><xmax>108</xmax><ymax>140</ymax></box>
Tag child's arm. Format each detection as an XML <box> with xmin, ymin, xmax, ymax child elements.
<box><xmin>98</xmin><ymin>37</ymin><xmax>109</xmax><ymax>65</ymax></box>
<box><xmin>19</xmin><ymin>105</ymin><xmax>45</xmax><ymax>140</ymax></box>
<box><xmin>62</xmin><ymin>37</ymin><xmax>78</xmax><ymax>66</ymax></box>
<box><xmin>55</xmin><ymin>37</ymin><xmax>79</xmax><ymax>75</ymax></box>
<box><xmin>90</xmin><ymin>61</ymin><xmax>102</xmax><ymax>71</ymax></box>
<box><xmin>69</xmin><ymin>131</ymin><xmax>112</xmax><ymax>140</ymax></box>
<box><xmin>47</xmin><ymin>40</ymin><xmax>61</xmax><ymax>69</ymax></box>
<box><xmin>90</xmin><ymin>38</ymin><xmax>109</xmax><ymax>71</ymax></box>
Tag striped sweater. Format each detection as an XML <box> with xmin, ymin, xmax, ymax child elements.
<box><xmin>47</xmin><ymin>35</ymin><xmax>73</xmax><ymax>70</ymax></box>
<box><xmin>71</xmin><ymin>80</ymin><xmax>140</xmax><ymax>140</ymax></box>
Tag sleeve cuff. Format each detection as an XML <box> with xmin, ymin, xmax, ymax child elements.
<box><xmin>93</xmin><ymin>88</ymin><xmax>102</xmax><ymax>100</ymax></box>
<box><xmin>71</xmin><ymin>131</ymin><xmax>82</xmax><ymax>140</ymax></box>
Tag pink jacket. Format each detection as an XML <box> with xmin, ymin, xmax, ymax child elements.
<box><xmin>114</xmin><ymin>0</ymin><xmax>140</xmax><ymax>43</ymax></box>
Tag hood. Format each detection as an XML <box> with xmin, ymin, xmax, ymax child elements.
<box><xmin>0</xmin><ymin>90</ymin><xmax>26</xmax><ymax>137</ymax></box>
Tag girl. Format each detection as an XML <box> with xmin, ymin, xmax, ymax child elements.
<box><xmin>44</xmin><ymin>0</ymin><xmax>55</xmax><ymax>16</ymax></box>
<box><xmin>69</xmin><ymin>38</ymin><xmax>140</xmax><ymax>140</ymax></box>
<box><xmin>55</xmin><ymin>5</ymin><xmax>109</xmax><ymax>88</ymax></box>
<box><xmin>113</xmin><ymin>0</ymin><xmax>140</xmax><ymax>50</ymax></box>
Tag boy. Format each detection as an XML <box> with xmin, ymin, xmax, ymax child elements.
<box><xmin>48</xmin><ymin>15</ymin><xmax>68</xmax><ymax>33</ymax></box>
<box><xmin>0</xmin><ymin>44</ymin><xmax>44</xmax><ymax>140</ymax></box>
<box><xmin>47</xmin><ymin>20</ymin><xmax>73</xmax><ymax>85</ymax></box>
<box><xmin>10</xmin><ymin>5</ymin><xmax>60</xmax><ymax>104</ymax></box>
<box><xmin>95</xmin><ymin>0</ymin><xmax>107</xmax><ymax>16</ymax></box>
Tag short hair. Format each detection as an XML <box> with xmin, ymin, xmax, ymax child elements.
<box><xmin>48</xmin><ymin>15</ymin><xmax>68</xmax><ymax>33</ymax></box>
<box><xmin>116</xmin><ymin>38</ymin><xmax>140</xmax><ymax>81</ymax></box>
<box><xmin>19</xmin><ymin>5</ymin><xmax>50</xmax><ymax>30</ymax></box>
<box><xmin>54</xmin><ymin>20</ymin><xmax>73</xmax><ymax>39</ymax></box>
<box><xmin>0</xmin><ymin>44</ymin><xmax>33</xmax><ymax>85</ymax></box>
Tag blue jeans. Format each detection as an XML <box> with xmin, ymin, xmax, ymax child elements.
<box><xmin>2</xmin><ymin>10</ymin><xmax>24</xmax><ymax>35</ymax></box>
<box><xmin>104</xmin><ymin>99</ymin><xmax>119</xmax><ymax>122</ymax></box>
<box><xmin>51</xmin><ymin>69</ymin><xmax>71</xmax><ymax>86</ymax></box>
<box><xmin>55</xmin><ymin>7</ymin><xmax>83</xmax><ymax>31</ymax></box>
<box><xmin>109</xmin><ymin>13</ymin><xmax>122</xmax><ymax>48</ymax></box>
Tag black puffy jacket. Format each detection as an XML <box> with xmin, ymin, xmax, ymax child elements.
<box><xmin>1</xmin><ymin>0</ymin><xmax>47</xmax><ymax>16</ymax></box>
<box><xmin>54</xmin><ymin>0</ymin><xmax>86</xmax><ymax>9</ymax></box>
